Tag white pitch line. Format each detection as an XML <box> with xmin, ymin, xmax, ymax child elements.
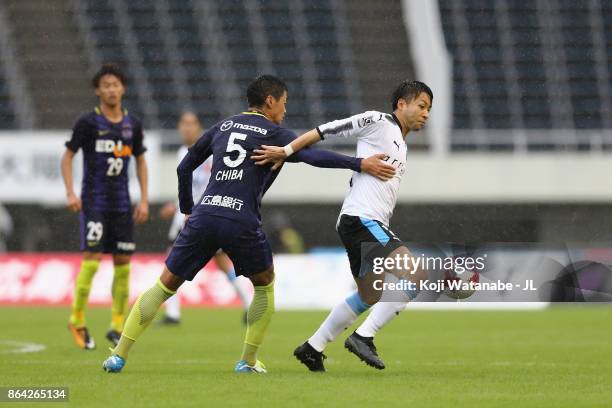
<box><xmin>0</xmin><ymin>340</ymin><xmax>46</xmax><ymax>354</ymax></box>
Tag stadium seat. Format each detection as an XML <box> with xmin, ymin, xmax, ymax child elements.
<box><xmin>63</xmin><ymin>0</ymin><xmax>356</xmax><ymax>129</ymax></box>
<box><xmin>438</xmin><ymin>0</ymin><xmax>611</xmax><ymax>139</ymax></box>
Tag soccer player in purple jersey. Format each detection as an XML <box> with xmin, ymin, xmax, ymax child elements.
<box><xmin>61</xmin><ymin>64</ymin><xmax>149</xmax><ymax>350</ymax></box>
<box><xmin>102</xmin><ymin>75</ymin><xmax>395</xmax><ymax>373</ymax></box>
<box><xmin>159</xmin><ymin>111</ymin><xmax>251</xmax><ymax>325</ymax></box>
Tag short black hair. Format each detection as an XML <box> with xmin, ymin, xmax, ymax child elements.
<box><xmin>246</xmin><ymin>75</ymin><xmax>288</xmax><ymax>107</ymax></box>
<box><xmin>391</xmin><ymin>80</ymin><xmax>433</xmax><ymax>110</ymax></box>
<box><xmin>92</xmin><ymin>63</ymin><xmax>126</xmax><ymax>88</ymax></box>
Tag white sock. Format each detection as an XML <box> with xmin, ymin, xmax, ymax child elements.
<box><xmin>224</xmin><ymin>268</ymin><xmax>250</xmax><ymax>310</ymax></box>
<box><xmin>165</xmin><ymin>294</ymin><xmax>181</xmax><ymax>319</ymax></box>
<box><xmin>355</xmin><ymin>301</ymin><xmax>407</xmax><ymax>338</ymax></box>
<box><xmin>308</xmin><ymin>295</ymin><xmax>367</xmax><ymax>352</ymax></box>
<box><xmin>228</xmin><ymin>278</ymin><xmax>251</xmax><ymax>310</ymax></box>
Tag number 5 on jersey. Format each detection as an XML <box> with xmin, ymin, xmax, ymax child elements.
<box><xmin>223</xmin><ymin>132</ymin><xmax>247</xmax><ymax>168</ymax></box>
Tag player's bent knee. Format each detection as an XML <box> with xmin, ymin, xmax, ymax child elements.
<box><xmin>361</xmin><ymin>293</ymin><xmax>381</xmax><ymax>306</ymax></box>
<box><xmin>249</xmin><ymin>267</ymin><xmax>275</xmax><ymax>286</ymax></box>
<box><xmin>160</xmin><ymin>266</ymin><xmax>185</xmax><ymax>291</ymax></box>
<box><xmin>411</xmin><ymin>268</ymin><xmax>427</xmax><ymax>284</ymax></box>
<box><xmin>112</xmin><ymin>253</ymin><xmax>131</xmax><ymax>266</ymax></box>
<box><xmin>83</xmin><ymin>252</ymin><xmax>102</xmax><ymax>261</ymax></box>
<box><xmin>358</xmin><ymin>287</ymin><xmax>382</xmax><ymax>306</ymax></box>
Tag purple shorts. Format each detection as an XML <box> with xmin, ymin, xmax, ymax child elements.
<box><xmin>165</xmin><ymin>214</ymin><xmax>273</xmax><ymax>280</ymax></box>
<box><xmin>80</xmin><ymin>210</ymin><xmax>135</xmax><ymax>254</ymax></box>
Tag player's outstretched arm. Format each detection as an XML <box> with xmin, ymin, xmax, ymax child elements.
<box><xmin>253</xmin><ymin>112</ymin><xmax>371</xmax><ymax>169</ymax></box>
<box><xmin>176</xmin><ymin>128</ymin><xmax>214</xmax><ymax>215</ymax></box>
<box><xmin>134</xmin><ymin>154</ymin><xmax>149</xmax><ymax>224</ymax></box>
<box><xmin>252</xmin><ymin>128</ymin><xmax>321</xmax><ymax>170</ymax></box>
<box><xmin>60</xmin><ymin>148</ymin><xmax>81</xmax><ymax>212</ymax></box>
<box><xmin>290</xmin><ymin>148</ymin><xmax>395</xmax><ymax>181</ymax></box>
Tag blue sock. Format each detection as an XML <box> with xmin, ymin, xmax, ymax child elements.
<box><xmin>308</xmin><ymin>291</ymin><xmax>371</xmax><ymax>352</ymax></box>
<box><xmin>345</xmin><ymin>292</ymin><xmax>371</xmax><ymax>315</ymax></box>
<box><xmin>400</xmin><ymin>279</ymin><xmax>420</xmax><ymax>300</ymax></box>
<box><xmin>226</xmin><ymin>268</ymin><xmax>237</xmax><ymax>282</ymax></box>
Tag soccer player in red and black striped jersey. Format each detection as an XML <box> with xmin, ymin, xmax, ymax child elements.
<box><xmin>61</xmin><ymin>63</ymin><xmax>149</xmax><ymax>350</ymax></box>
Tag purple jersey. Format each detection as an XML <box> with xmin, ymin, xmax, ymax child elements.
<box><xmin>177</xmin><ymin>111</ymin><xmax>362</xmax><ymax>228</ymax></box>
<box><xmin>65</xmin><ymin>107</ymin><xmax>146</xmax><ymax>212</ymax></box>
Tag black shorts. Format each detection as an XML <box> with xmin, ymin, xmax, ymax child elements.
<box><xmin>79</xmin><ymin>210</ymin><xmax>135</xmax><ymax>254</ymax></box>
<box><xmin>337</xmin><ymin>214</ymin><xmax>403</xmax><ymax>278</ymax></box>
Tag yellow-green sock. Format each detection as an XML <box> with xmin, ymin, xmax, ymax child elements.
<box><xmin>240</xmin><ymin>280</ymin><xmax>275</xmax><ymax>365</ymax></box>
<box><xmin>110</xmin><ymin>263</ymin><xmax>130</xmax><ymax>332</ymax></box>
<box><xmin>113</xmin><ymin>279</ymin><xmax>175</xmax><ymax>359</ymax></box>
<box><xmin>69</xmin><ymin>259</ymin><xmax>100</xmax><ymax>327</ymax></box>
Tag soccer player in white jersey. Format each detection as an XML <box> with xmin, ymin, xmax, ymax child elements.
<box><xmin>159</xmin><ymin>111</ymin><xmax>250</xmax><ymax>324</ymax></box>
<box><xmin>253</xmin><ymin>80</ymin><xmax>433</xmax><ymax>371</ymax></box>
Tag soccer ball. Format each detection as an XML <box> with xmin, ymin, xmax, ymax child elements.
<box><xmin>443</xmin><ymin>268</ymin><xmax>480</xmax><ymax>300</ymax></box>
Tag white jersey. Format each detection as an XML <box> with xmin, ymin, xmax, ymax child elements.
<box><xmin>168</xmin><ymin>145</ymin><xmax>212</xmax><ymax>240</ymax></box>
<box><xmin>317</xmin><ymin>111</ymin><xmax>407</xmax><ymax>227</ymax></box>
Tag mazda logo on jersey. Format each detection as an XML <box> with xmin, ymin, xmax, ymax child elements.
<box><xmin>220</xmin><ymin>120</ymin><xmax>234</xmax><ymax>131</ymax></box>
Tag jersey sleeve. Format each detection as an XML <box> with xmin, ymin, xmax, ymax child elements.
<box><xmin>316</xmin><ymin>111</ymin><xmax>385</xmax><ymax>140</ymax></box>
<box><xmin>65</xmin><ymin>116</ymin><xmax>89</xmax><ymax>152</ymax></box>
<box><xmin>131</xmin><ymin>120</ymin><xmax>147</xmax><ymax>156</ymax></box>
<box><xmin>177</xmin><ymin>128</ymin><xmax>215</xmax><ymax>214</ymax></box>
<box><xmin>271</xmin><ymin>128</ymin><xmax>361</xmax><ymax>172</ymax></box>
<box><xmin>288</xmin><ymin>147</ymin><xmax>362</xmax><ymax>172</ymax></box>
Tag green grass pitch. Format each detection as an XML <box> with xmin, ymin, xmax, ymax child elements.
<box><xmin>0</xmin><ymin>306</ymin><xmax>610</xmax><ymax>407</ymax></box>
